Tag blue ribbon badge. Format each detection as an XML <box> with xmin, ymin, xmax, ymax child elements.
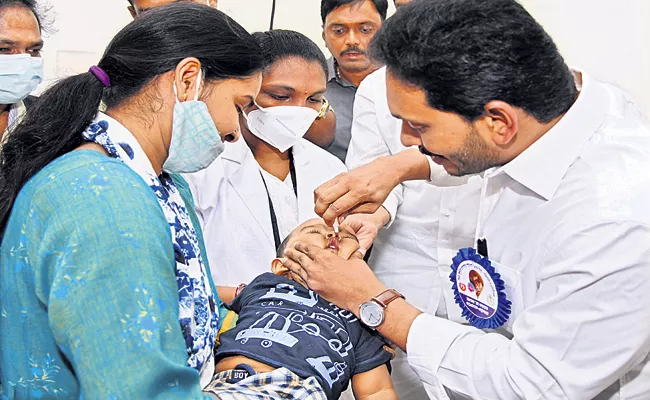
<box><xmin>449</xmin><ymin>248</ymin><xmax>511</xmax><ymax>329</ymax></box>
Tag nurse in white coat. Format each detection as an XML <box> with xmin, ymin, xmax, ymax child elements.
<box><xmin>185</xmin><ymin>30</ymin><xmax>346</xmax><ymax>293</ymax></box>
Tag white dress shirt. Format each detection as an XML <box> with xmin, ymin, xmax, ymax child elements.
<box><xmin>184</xmin><ymin>138</ymin><xmax>347</xmax><ymax>287</ymax></box>
<box><xmin>407</xmin><ymin>72</ymin><xmax>650</xmax><ymax>399</ymax></box>
<box><xmin>347</xmin><ymin>67</ymin><xmax>481</xmax><ymax>399</ymax></box>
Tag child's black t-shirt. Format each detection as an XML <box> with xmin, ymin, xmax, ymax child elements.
<box><xmin>215</xmin><ymin>273</ymin><xmax>393</xmax><ymax>399</ymax></box>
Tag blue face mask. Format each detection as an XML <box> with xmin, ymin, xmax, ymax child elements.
<box><xmin>0</xmin><ymin>54</ymin><xmax>43</xmax><ymax>105</ymax></box>
<box><xmin>163</xmin><ymin>69</ymin><xmax>225</xmax><ymax>174</ymax></box>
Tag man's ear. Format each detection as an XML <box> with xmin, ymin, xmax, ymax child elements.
<box><xmin>127</xmin><ymin>5</ymin><xmax>137</xmax><ymax>19</ymax></box>
<box><xmin>483</xmin><ymin>100</ymin><xmax>519</xmax><ymax>147</ymax></box>
<box><xmin>271</xmin><ymin>258</ymin><xmax>290</xmax><ymax>276</ymax></box>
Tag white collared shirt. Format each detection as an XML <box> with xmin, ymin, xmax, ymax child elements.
<box><xmin>346</xmin><ymin>67</ymin><xmax>481</xmax><ymax>399</ymax></box>
<box><xmin>407</xmin><ymin>73</ymin><xmax>650</xmax><ymax>399</ymax></box>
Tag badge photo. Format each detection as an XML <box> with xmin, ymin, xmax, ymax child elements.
<box><xmin>450</xmin><ymin>247</ymin><xmax>511</xmax><ymax>329</ymax></box>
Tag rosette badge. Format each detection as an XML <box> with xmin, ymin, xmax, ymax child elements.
<box><xmin>450</xmin><ymin>247</ymin><xmax>511</xmax><ymax>329</ymax></box>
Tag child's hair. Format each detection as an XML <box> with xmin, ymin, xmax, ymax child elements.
<box><xmin>276</xmin><ymin>232</ymin><xmax>294</xmax><ymax>258</ymax></box>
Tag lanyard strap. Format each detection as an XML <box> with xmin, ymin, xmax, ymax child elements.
<box><xmin>474</xmin><ymin>173</ymin><xmax>491</xmax><ymax>258</ymax></box>
<box><xmin>259</xmin><ymin>149</ymin><xmax>297</xmax><ymax>250</ymax></box>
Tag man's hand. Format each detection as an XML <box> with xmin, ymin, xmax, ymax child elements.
<box><xmin>314</xmin><ymin>148</ymin><xmax>430</xmax><ymax>225</ymax></box>
<box><xmin>282</xmin><ymin>242</ymin><xmax>386</xmax><ymax>313</ymax></box>
<box><xmin>341</xmin><ymin>207</ymin><xmax>391</xmax><ymax>252</ymax></box>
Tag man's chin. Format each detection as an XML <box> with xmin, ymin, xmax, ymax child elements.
<box><xmin>432</xmin><ymin>156</ymin><xmax>463</xmax><ymax>177</ymax></box>
<box><xmin>337</xmin><ymin>59</ymin><xmax>371</xmax><ymax>72</ymax></box>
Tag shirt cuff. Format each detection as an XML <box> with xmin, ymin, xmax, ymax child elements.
<box><xmin>381</xmin><ymin>190</ymin><xmax>401</xmax><ymax>229</ymax></box>
<box><xmin>406</xmin><ymin>314</ymin><xmax>464</xmax><ymax>398</ymax></box>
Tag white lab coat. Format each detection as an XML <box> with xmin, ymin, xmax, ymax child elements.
<box><xmin>184</xmin><ymin>137</ymin><xmax>347</xmax><ymax>287</ymax></box>
<box><xmin>347</xmin><ymin>67</ymin><xmax>481</xmax><ymax>400</ymax></box>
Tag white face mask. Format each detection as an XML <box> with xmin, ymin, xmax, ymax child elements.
<box><xmin>243</xmin><ymin>105</ymin><xmax>319</xmax><ymax>152</ymax></box>
<box><xmin>0</xmin><ymin>54</ymin><xmax>43</xmax><ymax>105</ymax></box>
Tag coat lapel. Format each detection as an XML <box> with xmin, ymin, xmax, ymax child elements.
<box><xmin>293</xmin><ymin>141</ymin><xmax>317</xmax><ymax>221</ymax></box>
<box><xmin>222</xmin><ymin>140</ymin><xmax>275</xmax><ymax>246</ymax></box>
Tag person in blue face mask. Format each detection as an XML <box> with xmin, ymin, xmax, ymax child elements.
<box><xmin>0</xmin><ymin>0</ymin><xmax>43</xmax><ymax>144</ymax></box>
<box><xmin>0</xmin><ymin>3</ymin><xmax>264</xmax><ymax>398</ymax></box>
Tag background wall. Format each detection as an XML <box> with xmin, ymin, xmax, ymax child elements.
<box><xmin>42</xmin><ymin>0</ymin><xmax>649</xmax><ymax>117</ymax></box>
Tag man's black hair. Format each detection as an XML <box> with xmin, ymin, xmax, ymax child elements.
<box><xmin>370</xmin><ymin>0</ymin><xmax>577</xmax><ymax>123</ymax></box>
<box><xmin>321</xmin><ymin>0</ymin><xmax>388</xmax><ymax>23</ymax></box>
<box><xmin>0</xmin><ymin>0</ymin><xmax>48</xmax><ymax>32</ymax></box>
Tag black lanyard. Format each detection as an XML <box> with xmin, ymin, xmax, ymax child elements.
<box><xmin>259</xmin><ymin>149</ymin><xmax>298</xmax><ymax>250</ymax></box>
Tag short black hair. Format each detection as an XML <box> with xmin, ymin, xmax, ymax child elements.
<box><xmin>252</xmin><ymin>30</ymin><xmax>328</xmax><ymax>79</ymax></box>
<box><xmin>321</xmin><ymin>0</ymin><xmax>388</xmax><ymax>23</ymax></box>
<box><xmin>371</xmin><ymin>0</ymin><xmax>577</xmax><ymax>123</ymax></box>
<box><xmin>276</xmin><ymin>232</ymin><xmax>294</xmax><ymax>258</ymax></box>
<box><xmin>0</xmin><ymin>0</ymin><xmax>47</xmax><ymax>32</ymax></box>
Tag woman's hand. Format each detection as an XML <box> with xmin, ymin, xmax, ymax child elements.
<box><xmin>282</xmin><ymin>242</ymin><xmax>387</xmax><ymax>314</ymax></box>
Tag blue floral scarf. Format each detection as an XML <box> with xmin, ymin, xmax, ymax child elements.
<box><xmin>82</xmin><ymin>113</ymin><xmax>218</xmax><ymax>376</ymax></box>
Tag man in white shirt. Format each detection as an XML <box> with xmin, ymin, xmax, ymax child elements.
<box><xmin>347</xmin><ymin>66</ymin><xmax>480</xmax><ymax>399</ymax></box>
<box><xmin>282</xmin><ymin>0</ymin><xmax>650</xmax><ymax>399</ymax></box>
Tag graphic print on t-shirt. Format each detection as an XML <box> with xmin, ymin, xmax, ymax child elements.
<box><xmin>216</xmin><ymin>273</ymin><xmax>392</xmax><ymax>399</ymax></box>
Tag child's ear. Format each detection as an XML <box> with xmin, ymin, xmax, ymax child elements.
<box><xmin>271</xmin><ymin>258</ymin><xmax>290</xmax><ymax>276</ymax></box>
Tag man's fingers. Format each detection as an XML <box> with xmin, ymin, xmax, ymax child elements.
<box><xmin>352</xmin><ymin>248</ymin><xmax>367</xmax><ymax>260</ymax></box>
<box><xmin>293</xmin><ymin>241</ymin><xmax>331</xmax><ymax>262</ymax></box>
<box><xmin>314</xmin><ymin>174</ymin><xmax>347</xmax><ymax>216</ymax></box>
<box><xmin>281</xmin><ymin>257</ymin><xmax>310</xmax><ymax>283</ymax></box>
<box><xmin>321</xmin><ymin>192</ymin><xmax>366</xmax><ymax>225</ymax></box>
<box><xmin>347</xmin><ymin>202</ymin><xmax>383</xmax><ymax>216</ymax></box>
<box><xmin>315</xmin><ymin>187</ymin><xmax>349</xmax><ymax>218</ymax></box>
<box><xmin>284</xmin><ymin>246</ymin><xmax>315</xmax><ymax>266</ymax></box>
<box><xmin>314</xmin><ymin>174</ymin><xmax>341</xmax><ymax>197</ymax></box>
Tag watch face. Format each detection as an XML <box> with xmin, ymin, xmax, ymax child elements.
<box><xmin>360</xmin><ymin>301</ymin><xmax>384</xmax><ymax>328</ymax></box>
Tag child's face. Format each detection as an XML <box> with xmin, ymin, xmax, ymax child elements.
<box><xmin>285</xmin><ymin>218</ymin><xmax>360</xmax><ymax>260</ymax></box>
<box><xmin>272</xmin><ymin>218</ymin><xmax>361</xmax><ymax>286</ymax></box>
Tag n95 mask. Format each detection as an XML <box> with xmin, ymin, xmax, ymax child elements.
<box><xmin>243</xmin><ymin>105</ymin><xmax>319</xmax><ymax>152</ymax></box>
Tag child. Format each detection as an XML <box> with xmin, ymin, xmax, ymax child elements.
<box><xmin>205</xmin><ymin>219</ymin><xmax>397</xmax><ymax>400</ymax></box>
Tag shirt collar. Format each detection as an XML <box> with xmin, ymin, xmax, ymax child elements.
<box><xmin>327</xmin><ymin>57</ymin><xmax>356</xmax><ymax>88</ymax></box>
<box><xmin>492</xmin><ymin>71</ymin><xmax>610</xmax><ymax>200</ymax></box>
<box><xmin>1</xmin><ymin>100</ymin><xmax>28</xmax><ymax>149</ymax></box>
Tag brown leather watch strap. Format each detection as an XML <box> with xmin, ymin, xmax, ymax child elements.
<box><xmin>372</xmin><ymin>289</ymin><xmax>405</xmax><ymax>308</ymax></box>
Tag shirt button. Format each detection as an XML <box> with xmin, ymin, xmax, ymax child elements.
<box><xmin>441</xmin><ymin>210</ymin><xmax>451</xmax><ymax>217</ymax></box>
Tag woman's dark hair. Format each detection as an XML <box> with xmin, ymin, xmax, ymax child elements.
<box><xmin>370</xmin><ymin>0</ymin><xmax>577</xmax><ymax>123</ymax></box>
<box><xmin>0</xmin><ymin>3</ymin><xmax>263</xmax><ymax>236</ymax></box>
<box><xmin>320</xmin><ymin>0</ymin><xmax>388</xmax><ymax>23</ymax></box>
<box><xmin>0</xmin><ymin>0</ymin><xmax>45</xmax><ymax>32</ymax></box>
<box><xmin>252</xmin><ymin>30</ymin><xmax>328</xmax><ymax>78</ymax></box>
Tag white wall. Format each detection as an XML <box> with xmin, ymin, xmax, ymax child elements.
<box><xmin>42</xmin><ymin>0</ymin><xmax>649</xmax><ymax>117</ymax></box>
<box><xmin>520</xmin><ymin>0</ymin><xmax>650</xmax><ymax>118</ymax></box>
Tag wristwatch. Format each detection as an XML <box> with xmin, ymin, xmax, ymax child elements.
<box><xmin>359</xmin><ymin>289</ymin><xmax>405</xmax><ymax>329</ymax></box>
